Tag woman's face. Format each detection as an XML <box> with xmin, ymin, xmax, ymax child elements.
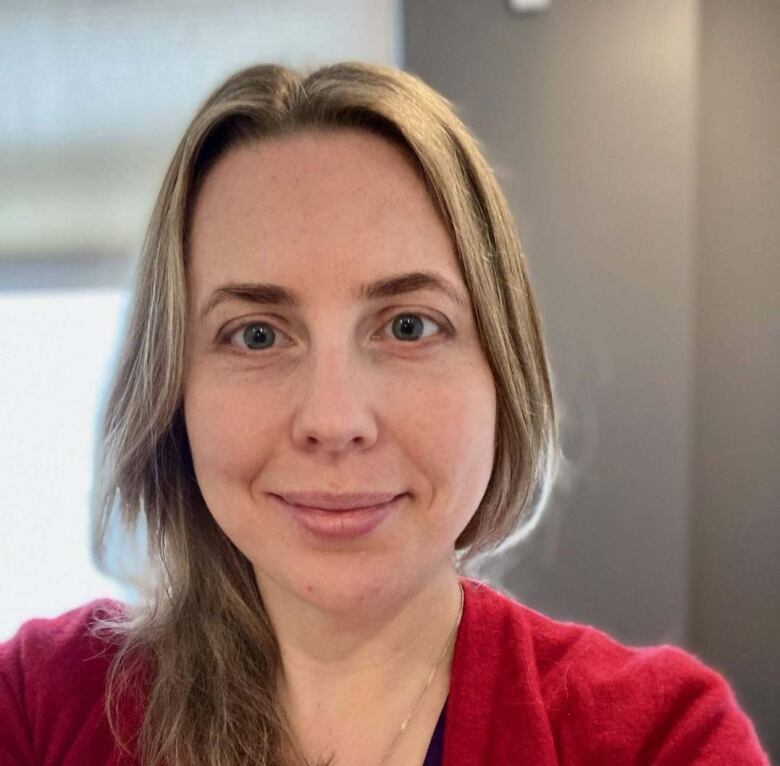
<box><xmin>184</xmin><ymin>128</ymin><xmax>496</xmax><ymax>615</ymax></box>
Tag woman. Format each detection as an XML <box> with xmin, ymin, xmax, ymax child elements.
<box><xmin>0</xmin><ymin>63</ymin><xmax>769</xmax><ymax>765</ymax></box>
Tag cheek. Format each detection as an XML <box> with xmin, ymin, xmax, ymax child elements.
<box><xmin>183</xmin><ymin>379</ymin><xmax>273</xmax><ymax>497</ymax></box>
<box><xmin>400</xmin><ymin>363</ymin><xmax>496</xmax><ymax>527</ymax></box>
<box><xmin>183</xmin><ymin>379</ymin><xmax>284</xmax><ymax>556</ymax></box>
<box><xmin>414</xmin><ymin>362</ymin><xmax>495</xmax><ymax>464</ymax></box>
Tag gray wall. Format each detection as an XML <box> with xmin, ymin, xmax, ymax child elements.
<box><xmin>405</xmin><ymin>0</ymin><xmax>777</xmax><ymax>756</ymax></box>
<box><xmin>693</xmin><ymin>0</ymin><xmax>780</xmax><ymax>758</ymax></box>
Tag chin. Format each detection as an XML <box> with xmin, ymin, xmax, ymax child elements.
<box><xmin>304</xmin><ymin>556</ymin><xmax>399</xmax><ymax>608</ymax></box>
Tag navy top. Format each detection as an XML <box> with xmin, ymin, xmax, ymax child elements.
<box><xmin>422</xmin><ymin>699</ymin><xmax>447</xmax><ymax>766</ymax></box>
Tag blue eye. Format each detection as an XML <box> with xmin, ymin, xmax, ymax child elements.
<box><xmin>386</xmin><ymin>314</ymin><xmax>439</xmax><ymax>342</ymax></box>
<box><xmin>241</xmin><ymin>323</ymin><xmax>276</xmax><ymax>350</ymax></box>
<box><xmin>225</xmin><ymin>313</ymin><xmax>445</xmax><ymax>352</ymax></box>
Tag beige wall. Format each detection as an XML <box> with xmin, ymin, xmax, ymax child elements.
<box><xmin>405</xmin><ymin>0</ymin><xmax>777</xmax><ymax>756</ymax></box>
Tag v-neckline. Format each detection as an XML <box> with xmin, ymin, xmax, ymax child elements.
<box><xmin>422</xmin><ymin>698</ymin><xmax>448</xmax><ymax>765</ymax></box>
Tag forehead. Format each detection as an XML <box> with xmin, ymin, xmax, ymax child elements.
<box><xmin>187</xmin><ymin>128</ymin><xmax>462</xmax><ymax>302</ymax></box>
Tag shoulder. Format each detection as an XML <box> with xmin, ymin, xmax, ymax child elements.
<box><xmin>1</xmin><ymin>597</ymin><xmax>126</xmax><ymax>653</ymax></box>
<box><xmin>0</xmin><ymin>598</ymin><xmax>126</xmax><ymax>687</ymax></box>
<box><xmin>0</xmin><ymin>599</ymin><xmax>129</xmax><ymax>765</ymax></box>
<box><xmin>457</xmin><ymin>578</ymin><xmax>770</xmax><ymax>763</ymax></box>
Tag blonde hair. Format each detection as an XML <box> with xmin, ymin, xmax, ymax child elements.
<box><xmin>92</xmin><ymin>61</ymin><xmax>558</xmax><ymax>766</ymax></box>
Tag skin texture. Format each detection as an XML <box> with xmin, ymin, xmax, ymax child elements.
<box><xmin>183</xmin><ymin>128</ymin><xmax>497</xmax><ymax>763</ymax></box>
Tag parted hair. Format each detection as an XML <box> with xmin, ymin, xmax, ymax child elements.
<box><xmin>91</xmin><ymin>61</ymin><xmax>558</xmax><ymax>766</ymax></box>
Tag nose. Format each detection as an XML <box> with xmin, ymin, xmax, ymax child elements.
<box><xmin>290</xmin><ymin>344</ymin><xmax>379</xmax><ymax>454</ymax></box>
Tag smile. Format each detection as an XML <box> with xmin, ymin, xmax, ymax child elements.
<box><xmin>270</xmin><ymin>494</ymin><xmax>405</xmax><ymax>540</ymax></box>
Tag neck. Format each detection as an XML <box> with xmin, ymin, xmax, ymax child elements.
<box><xmin>258</xmin><ymin>565</ymin><xmax>463</xmax><ymax>753</ymax></box>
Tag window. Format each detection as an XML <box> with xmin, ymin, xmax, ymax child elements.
<box><xmin>0</xmin><ymin>285</ymin><xmax>130</xmax><ymax>639</ymax></box>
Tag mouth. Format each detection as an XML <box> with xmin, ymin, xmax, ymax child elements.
<box><xmin>271</xmin><ymin>491</ymin><xmax>404</xmax><ymax>511</ymax></box>
<box><xmin>270</xmin><ymin>493</ymin><xmax>406</xmax><ymax>540</ymax></box>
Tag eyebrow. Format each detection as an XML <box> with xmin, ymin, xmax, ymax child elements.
<box><xmin>199</xmin><ymin>270</ymin><xmax>469</xmax><ymax>320</ymax></box>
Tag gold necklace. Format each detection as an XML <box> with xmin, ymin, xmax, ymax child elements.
<box><xmin>290</xmin><ymin>582</ymin><xmax>465</xmax><ymax>766</ymax></box>
<box><xmin>377</xmin><ymin>581</ymin><xmax>464</xmax><ymax>766</ymax></box>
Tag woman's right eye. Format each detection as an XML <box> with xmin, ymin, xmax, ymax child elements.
<box><xmin>226</xmin><ymin>322</ymin><xmax>288</xmax><ymax>351</ymax></box>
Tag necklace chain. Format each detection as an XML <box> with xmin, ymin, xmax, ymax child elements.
<box><xmin>290</xmin><ymin>582</ymin><xmax>465</xmax><ymax>766</ymax></box>
<box><xmin>377</xmin><ymin>581</ymin><xmax>464</xmax><ymax>766</ymax></box>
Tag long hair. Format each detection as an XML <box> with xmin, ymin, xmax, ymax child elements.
<box><xmin>91</xmin><ymin>61</ymin><xmax>558</xmax><ymax>766</ymax></box>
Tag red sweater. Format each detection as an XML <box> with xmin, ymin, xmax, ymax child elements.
<box><xmin>0</xmin><ymin>577</ymin><xmax>769</xmax><ymax>765</ymax></box>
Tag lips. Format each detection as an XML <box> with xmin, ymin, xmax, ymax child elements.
<box><xmin>272</xmin><ymin>491</ymin><xmax>403</xmax><ymax>511</ymax></box>
<box><xmin>270</xmin><ymin>492</ymin><xmax>405</xmax><ymax>540</ymax></box>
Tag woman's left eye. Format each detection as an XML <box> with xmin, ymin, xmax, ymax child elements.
<box><xmin>223</xmin><ymin>312</ymin><xmax>446</xmax><ymax>352</ymax></box>
<box><xmin>376</xmin><ymin>313</ymin><xmax>444</xmax><ymax>343</ymax></box>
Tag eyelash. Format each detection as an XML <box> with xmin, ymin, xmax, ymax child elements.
<box><xmin>219</xmin><ymin>312</ymin><xmax>449</xmax><ymax>353</ymax></box>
